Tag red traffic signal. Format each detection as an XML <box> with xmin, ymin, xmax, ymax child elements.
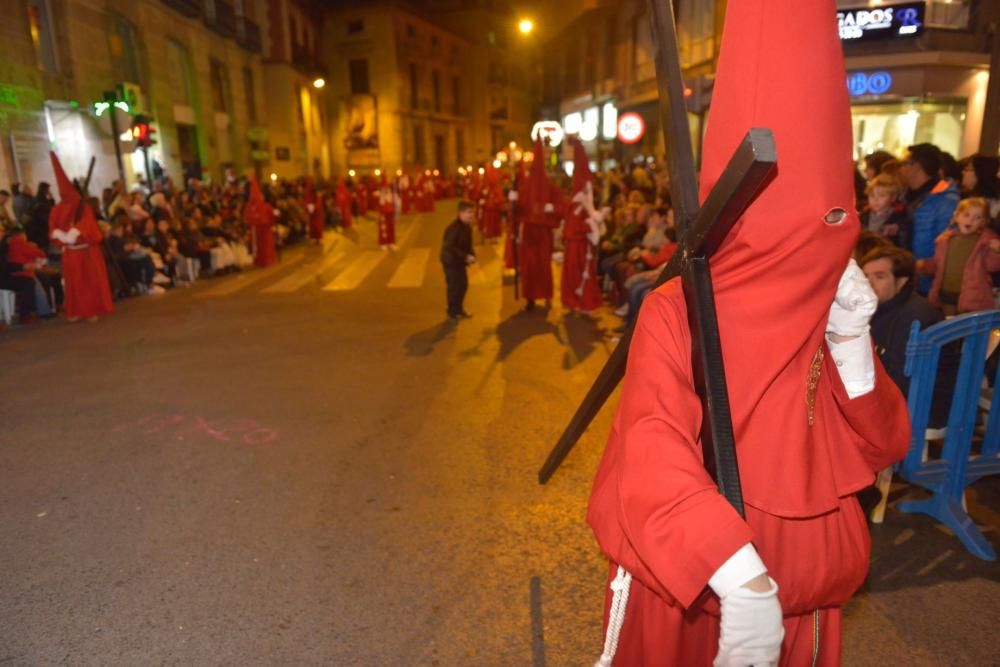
<box><xmin>131</xmin><ymin>116</ymin><xmax>157</xmax><ymax>148</ymax></box>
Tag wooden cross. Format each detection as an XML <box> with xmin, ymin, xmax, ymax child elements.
<box><xmin>537</xmin><ymin>0</ymin><xmax>778</xmax><ymax>518</ymax></box>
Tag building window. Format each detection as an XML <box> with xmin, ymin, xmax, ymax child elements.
<box><xmin>605</xmin><ymin>22</ymin><xmax>617</xmax><ymax>81</ymax></box>
<box><xmin>584</xmin><ymin>29</ymin><xmax>598</xmax><ymax>87</ymax></box>
<box><xmin>243</xmin><ymin>66</ymin><xmax>257</xmax><ymax>123</ymax></box>
<box><xmin>452</xmin><ymin>75</ymin><xmax>461</xmax><ymax>115</ymax></box>
<box><xmin>632</xmin><ymin>14</ymin><xmax>654</xmax><ymax>82</ymax></box>
<box><xmin>108</xmin><ymin>14</ymin><xmax>145</xmax><ymax>87</ymax></box>
<box><xmin>455</xmin><ymin>128</ymin><xmax>464</xmax><ymax>163</ymax></box>
<box><xmin>209</xmin><ymin>58</ymin><xmax>229</xmax><ymax>112</ymax></box>
<box><xmin>26</xmin><ymin>0</ymin><xmax>59</xmax><ymax>73</ymax></box>
<box><xmin>347</xmin><ymin>19</ymin><xmax>364</xmax><ymax>34</ymax></box>
<box><xmin>406</xmin><ymin>23</ymin><xmax>416</xmax><ymax>38</ymax></box>
<box><xmin>409</xmin><ymin>63</ymin><xmax>419</xmax><ymax>109</ymax></box>
<box><xmin>413</xmin><ymin>124</ymin><xmax>425</xmax><ymax>165</ymax></box>
<box><xmin>349</xmin><ymin>59</ymin><xmax>370</xmax><ymax>95</ymax></box>
<box><xmin>166</xmin><ymin>40</ymin><xmax>196</xmax><ymax>106</ymax></box>
<box><xmin>432</xmin><ymin>70</ymin><xmax>441</xmax><ymax>113</ymax></box>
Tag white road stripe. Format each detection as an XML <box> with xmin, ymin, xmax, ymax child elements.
<box><xmin>262</xmin><ymin>250</ymin><xmax>347</xmax><ymax>293</ymax></box>
<box><xmin>322</xmin><ymin>250</ymin><xmax>387</xmax><ymax>291</ymax></box>
<box><xmin>387</xmin><ymin>248</ymin><xmax>431</xmax><ymax>288</ymax></box>
<box><xmin>197</xmin><ymin>256</ymin><xmax>306</xmax><ymax>297</ymax></box>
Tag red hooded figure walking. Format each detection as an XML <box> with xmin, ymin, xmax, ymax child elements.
<box><xmin>561</xmin><ymin>139</ymin><xmax>604</xmax><ymax>313</ymax></box>
<box><xmin>518</xmin><ymin>138</ymin><xmax>563</xmax><ymax>308</ymax></box>
<box><xmin>335</xmin><ymin>178</ymin><xmax>353</xmax><ymax>229</ymax></box>
<box><xmin>377</xmin><ymin>175</ymin><xmax>397</xmax><ymax>249</ymax></box>
<box><xmin>47</xmin><ymin>152</ymin><xmax>113</xmax><ymax>322</ymax></box>
<box><xmin>303</xmin><ymin>176</ymin><xmax>324</xmax><ymax>242</ymax></box>
<box><xmin>245</xmin><ymin>176</ymin><xmax>277</xmax><ymax>267</ymax></box>
<box><xmin>481</xmin><ymin>165</ymin><xmax>504</xmax><ymax>241</ymax></box>
<box><xmin>586</xmin><ymin>2</ymin><xmax>910</xmax><ymax>665</ymax></box>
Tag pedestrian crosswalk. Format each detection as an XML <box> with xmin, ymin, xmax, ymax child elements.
<box><xmin>195</xmin><ymin>233</ymin><xmax>505</xmax><ymax>297</ymax></box>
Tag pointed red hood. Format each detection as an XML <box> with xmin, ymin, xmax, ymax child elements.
<box><xmin>523</xmin><ymin>137</ymin><xmax>559</xmax><ymax>223</ymax></box>
<box><xmin>48</xmin><ymin>151</ymin><xmax>80</xmax><ymax>234</ymax></box>
<box><xmin>698</xmin><ymin>0</ymin><xmax>860</xmax><ymax>516</ymax></box>
<box><xmin>244</xmin><ymin>175</ymin><xmax>274</xmax><ymax>228</ymax></box>
<box><xmin>571</xmin><ymin>138</ymin><xmax>593</xmax><ymax>193</ymax></box>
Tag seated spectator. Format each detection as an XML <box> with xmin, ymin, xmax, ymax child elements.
<box><xmin>201</xmin><ymin>214</ymin><xmax>238</xmax><ymax>274</ymax></box>
<box><xmin>611</xmin><ymin>206</ymin><xmax>670</xmax><ymax>309</ymax></box>
<box><xmin>861</xmin><ymin>173</ymin><xmax>910</xmax><ymax>248</ymax></box>
<box><xmin>5</xmin><ymin>225</ymin><xmax>62</xmax><ymax>314</ymax></box>
<box><xmin>926</xmin><ymin>197</ymin><xmax>1000</xmax><ymax>315</ymax></box>
<box><xmin>861</xmin><ymin>245</ymin><xmax>957</xmax><ymax>429</ymax></box>
<box><xmin>0</xmin><ymin>224</ymin><xmax>39</xmax><ymax>323</ymax></box>
<box><xmin>108</xmin><ymin>219</ymin><xmax>164</xmax><ymax>295</ymax></box>
<box><xmin>126</xmin><ymin>191</ymin><xmax>151</xmax><ymax>227</ymax></box>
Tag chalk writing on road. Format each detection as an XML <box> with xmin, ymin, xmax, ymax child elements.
<box><xmin>113</xmin><ymin>414</ymin><xmax>280</xmax><ymax>444</ymax></box>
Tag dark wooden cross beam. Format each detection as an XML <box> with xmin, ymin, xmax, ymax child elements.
<box><xmin>537</xmin><ymin>0</ymin><xmax>777</xmax><ymax>518</ymax></box>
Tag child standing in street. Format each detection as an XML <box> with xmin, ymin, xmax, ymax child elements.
<box><xmin>440</xmin><ymin>200</ymin><xmax>476</xmax><ymax>321</ymax></box>
<box><xmin>927</xmin><ymin>196</ymin><xmax>1000</xmax><ymax>314</ymax></box>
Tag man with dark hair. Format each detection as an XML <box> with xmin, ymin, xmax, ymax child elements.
<box><xmin>900</xmin><ymin>143</ymin><xmax>960</xmax><ymax>294</ymax></box>
<box><xmin>440</xmin><ymin>200</ymin><xmax>476</xmax><ymax>320</ymax></box>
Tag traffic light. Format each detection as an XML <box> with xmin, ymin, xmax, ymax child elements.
<box><xmin>131</xmin><ymin>115</ymin><xmax>157</xmax><ymax>148</ymax></box>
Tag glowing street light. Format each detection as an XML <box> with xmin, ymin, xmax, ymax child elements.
<box><xmin>518</xmin><ymin>18</ymin><xmax>534</xmax><ymax>35</ymax></box>
<box><xmin>312</xmin><ymin>78</ymin><xmax>326</xmax><ymax>89</ymax></box>
<box><xmin>269</xmin><ymin>172</ymin><xmax>278</xmax><ymax>182</ymax></box>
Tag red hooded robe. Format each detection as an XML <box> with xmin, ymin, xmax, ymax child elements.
<box><xmin>561</xmin><ymin>139</ymin><xmax>603</xmax><ymax>312</ymax></box>
<box><xmin>48</xmin><ymin>152</ymin><xmax>113</xmax><ymax>320</ymax></box>
<box><xmin>504</xmin><ymin>161</ymin><xmax>527</xmax><ymax>271</ymax></box>
<box><xmin>335</xmin><ymin>178</ymin><xmax>354</xmax><ymax>229</ymax></box>
<box><xmin>481</xmin><ymin>165</ymin><xmax>504</xmax><ymax>240</ymax></box>
<box><xmin>245</xmin><ymin>176</ymin><xmax>277</xmax><ymax>267</ymax></box>
<box><xmin>586</xmin><ymin>2</ymin><xmax>911</xmax><ymax>664</ymax></box>
<box><xmin>518</xmin><ymin>138</ymin><xmax>563</xmax><ymax>302</ymax></box>
<box><xmin>303</xmin><ymin>177</ymin><xmax>324</xmax><ymax>241</ymax></box>
<box><xmin>377</xmin><ymin>174</ymin><xmax>396</xmax><ymax>247</ymax></box>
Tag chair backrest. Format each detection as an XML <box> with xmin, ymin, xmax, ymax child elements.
<box><xmin>902</xmin><ymin>310</ymin><xmax>1000</xmax><ymax>477</ymax></box>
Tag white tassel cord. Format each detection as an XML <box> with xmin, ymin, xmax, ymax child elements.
<box><xmin>594</xmin><ymin>566</ymin><xmax>633</xmax><ymax>667</ymax></box>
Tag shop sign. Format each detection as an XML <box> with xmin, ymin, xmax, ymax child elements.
<box><xmin>847</xmin><ymin>71</ymin><xmax>893</xmax><ymax>96</ymax></box>
<box><xmin>837</xmin><ymin>2</ymin><xmax>924</xmax><ymax>42</ymax></box>
<box><xmin>531</xmin><ymin>120</ymin><xmax>564</xmax><ymax>147</ymax></box>
<box><xmin>617</xmin><ymin>112</ymin><xmax>645</xmax><ymax>144</ymax></box>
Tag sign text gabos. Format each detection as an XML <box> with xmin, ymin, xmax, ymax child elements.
<box><xmin>837</xmin><ymin>2</ymin><xmax>924</xmax><ymax>42</ymax></box>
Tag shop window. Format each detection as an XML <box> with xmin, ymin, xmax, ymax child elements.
<box><xmin>347</xmin><ymin>19</ymin><xmax>364</xmax><ymax>35</ymax></box>
<box><xmin>243</xmin><ymin>66</ymin><xmax>257</xmax><ymax>123</ymax></box>
<box><xmin>349</xmin><ymin>59</ymin><xmax>370</xmax><ymax>95</ymax></box>
<box><xmin>850</xmin><ymin>101</ymin><xmax>966</xmax><ymax>162</ymax></box>
<box><xmin>26</xmin><ymin>0</ymin><xmax>59</xmax><ymax>73</ymax></box>
<box><xmin>109</xmin><ymin>14</ymin><xmax>145</xmax><ymax>88</ymax></box>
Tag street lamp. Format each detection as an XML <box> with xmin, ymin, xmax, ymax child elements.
<box><xmin>518</xmin><ymin>18</ymin><xmax>534</xmax><ymax>35</ymax></box>
<box><xmin>313</xmin><ymin>78</ymin><xmax>326</xmax><ymax>89</ymax></box>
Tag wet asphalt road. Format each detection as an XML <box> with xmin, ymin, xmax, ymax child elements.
<box><xmin>0</xmin><ymin>203</ymin><xmax>996</xmax><ymax>666</ymax></box>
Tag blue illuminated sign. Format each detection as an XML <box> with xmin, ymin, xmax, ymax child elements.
<box><xmin>847</xmin><ymin>71</ymin><xmax>893</xmax><ymax>97</ymax></box>
<box><xmin>837</xmin><ymin>2</ymin><xmax>925</xmax><ymax>42</ymax></box>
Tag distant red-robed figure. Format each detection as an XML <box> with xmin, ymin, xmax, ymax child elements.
<box><xmin>517</xmin><ymin>138</ymin><xmax>563</xmax><ymax>306</ymax></box>
<box><xmin>47</xmin><ymin>151</ymin><xmax>113</xmax><ymax>322</ymax></box>
<box><xmin>377</xmin><ymin>175</ymin><xmax>397</xmax><ymax>249</ymax></box>
<box><xmin>303</xmin><ymin>176</ymin><xmax>324</xmax><ymax>241</ymax></box>
<box><xmin>561</xmin><ymin>138</ymin><xmax>603</xmax><ymax>313</ymax></box>
<box><xmin>481</xmin><ymin>166</ymin><xmax>504</xmax><ymax>241</ymax></box>
<box><xmin>245</xmin><ymin>176</ymin><xmax>277</xmax><ymax>267</ymax></box>
<box><xmin>335</xmin><ymin>178</ymin><xmax>353</xmax><ymax>229</ymax></box>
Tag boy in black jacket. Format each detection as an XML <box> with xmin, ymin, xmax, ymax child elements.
<box><xmin>440</xmin><ymin>200</ymin><xmax>476</xmax><ymax>320</ymax></box>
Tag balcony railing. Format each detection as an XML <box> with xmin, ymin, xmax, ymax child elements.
<box><xmin>204</xmin><ymin>0</ymin><xmax>236</xmax><ymax>38</ymax></box>
<box><xmin>161</xmin><ymin>0</ymin><xmax>200</xmax><ymax>18</ymax></box>
<box><xmin>237</xmin><ymin>17</ymin><xmax>262</xmax><ymax>53</ymax></box>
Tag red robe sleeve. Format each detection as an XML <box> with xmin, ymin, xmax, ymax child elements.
<box><xmin>588</xmin><ymin>282</ymin><xmax>754</xmax><ymax>608</ymax></box>
<box><xmin>824</xmin><ymin>342</ymin><xmax>911</xmax><ymax>473</ymax></box>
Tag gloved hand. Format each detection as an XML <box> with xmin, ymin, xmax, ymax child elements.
<box><xmin>508</xmin><ymin>190</ymin><xmax>519</xmax><ymax>202</ymax></box>
<box><xmin>544</xmin><ymin>202</ymin><xmax>554</xmax><ymax>213</ymax></box>
<box><xmin>827</xmin><ymin>258</ymin><xmax>877</xmax><ymax>337</ymax></box>
<box><xmin>714</xmin><ymin>578</ymin><xmax>784</xmax><ymax>667</ymax></box>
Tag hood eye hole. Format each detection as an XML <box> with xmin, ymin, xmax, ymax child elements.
<box><xmin>824</xmin><ymin>208</ymin><xmax>848</xmax><ymax>225</ymax></box>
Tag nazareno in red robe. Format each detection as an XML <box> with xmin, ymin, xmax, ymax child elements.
<box><xmin>518</xmin><ymin>138</ymin><xmax>562</xmax><ymax>302</ymax></box>
<box><xmin>335</xmin><ymin>178</ymin><xmax>353</xmax><ymax>229</ymax></box>
<box><xmin>561</xmin><ymin>138</ymin><xmax>603</xmax><ymax>312</ymax></box>
<box><xmin>245</xmin><ymin>176</ymin><xmax>277</xmax><ymax>267</ymax></box>
<box><xmin>482</xmin><ymin>166</ymin><xmax>504</xmax><ymax>240</ymax></box>
<box><xmin>377</xmin><ymin>178</ymin><xmax>396</xmax><ymax>246</ymax></box>
<box><xmin>586</xmin><ymin>1</ymin><xmax>911</xmax><ymax>664</ymax></box>
<box><xmin>504</xmin><ymin>163</ymin><xmax>527</xmax><ymax>271</ymax></box>
<box><xmin>47</xmin><ymin>151</ymin><xmax>113</xmax><ymax>320</ymax></box>
<box><xmin>303</xmin><ymin>176</ymin><xmax>324</xmax><ymax>240</ymax></box>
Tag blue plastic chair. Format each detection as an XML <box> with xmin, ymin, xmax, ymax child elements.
<box><xmin>897</xmin><ymin>310</ymin><xmax>1000</xmax><ymax>561</ymax></box>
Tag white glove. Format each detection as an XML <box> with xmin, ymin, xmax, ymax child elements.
<box><xmin>508</xmin><ymin>190</ymin><xmax>519</xmax><ymax>202</ymax></box>
<box><xmin>307</xmin><ymin>204</ymin><xmax>315</xmax><ymax>214</ymax></box>
<box><xmin>64</xmin><ymin>227</ymin><xmax>81</xmax><ymax>244</ymax></box>
<box><xmin>714</xmin><ymin>578</ymin><xmax>784</xmax><ymax>667</ymax></box>
<box><xmin>544</xmin><ymin>203</ymin><xmax>554</xmax><ymax>213</ymax></box>
<box><xmin>827</xmin><ymin>259</ymin><xmax>877</xmax><ymax>337</ymax></box>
